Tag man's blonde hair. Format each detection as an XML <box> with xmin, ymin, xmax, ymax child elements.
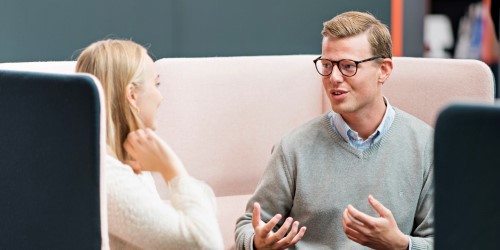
<box><xmin>76</xmin><ymin>39</ymin><xmax>147</xmax><ymax>161</ymax></box>
<box><xmin>321</xmin><ymin>11</ymin><xmax>392</xmax><ymax>58</ymax></box>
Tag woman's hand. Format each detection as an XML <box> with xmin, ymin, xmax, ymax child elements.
<box><xmin>124</xmin><ymin>128</ymin><xmax>188</xmax><ymax>181</ymax></box>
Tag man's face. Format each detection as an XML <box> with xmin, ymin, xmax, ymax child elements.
<box><xmin>321</xmin><ymin>33</ymin><xmax>391</xmax><ymax>119</ymax></box>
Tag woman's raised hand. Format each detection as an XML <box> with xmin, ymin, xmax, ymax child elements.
<box><xmin>124</xmin><ymin>128</ymin><xmax>188</xmax><ymax>181</ymax></box>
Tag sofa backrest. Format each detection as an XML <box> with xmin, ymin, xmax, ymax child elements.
<box><xmin>156</xmin><ymin>56</ymin><xmax>495</xmax><ymax>196</ymax></box>
<box><xmin>0</xmin><ymin>56</ymin><xmax>495</xmax><ymax>198</ymax></box>
<box><xmin>154</xmin><ymin>55</ymin><xmax>323</xmax><ymax>196</ymax></box>
<box><xmin>382</xmin><ymin>57</ymin><xmax>494</xmax><ymax>125</ymax></box>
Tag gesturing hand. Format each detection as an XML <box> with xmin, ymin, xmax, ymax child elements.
<box><xmin>252</xmin><ymin>202</ymin><xmax>306</xmax><ymax>250</ymax></box>
<box><xmin>124</xmin><ymin>128</ymin><xmax>187</xmax><ymax>181</ymax></box>
<box><xmin>342</xmin><ymin>195</ymin><xmax>408</xmax><ymax>250</ymax></box>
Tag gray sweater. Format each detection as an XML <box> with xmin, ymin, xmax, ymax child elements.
<box><xmin>235</xmin><ymin>109</ymin><xmax>434</xmax><ymax>250</ymax></box>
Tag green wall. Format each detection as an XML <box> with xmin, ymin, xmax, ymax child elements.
<box><xmin>0</xmin><ymin>0</ymin><xmax>391</xmax><ymax>62</ymax></box>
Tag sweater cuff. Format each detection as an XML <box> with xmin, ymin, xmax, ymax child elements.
<box><xmin>245</xmin><ymin>232</ymin><xmax>256</xmax><ymax>250</ymax></box>
<box><xmin>409</xmin><ymin>236</ymin><xmax>429</xmax><ymax>250</ymax></box>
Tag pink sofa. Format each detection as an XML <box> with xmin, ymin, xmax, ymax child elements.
<box><xmin>0</xmin><ymin>56</ymin><xmax>494</xmax><ymax>249</ymax></box>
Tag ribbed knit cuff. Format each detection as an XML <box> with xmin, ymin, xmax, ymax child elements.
<box><xmin>244</xmin><ymin>233</ymin><xmax>256</xmax><ymax>250</ymax></box>
<box><xmin>409</xmin><ymin>236</ymin><xmax>430</xmax><ymax>250</ymax></box>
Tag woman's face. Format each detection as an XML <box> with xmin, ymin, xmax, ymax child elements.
<box><xmin>135</xmin><ymin>56</ymin><xmax>163</xmax><ymax>130</ymax></box>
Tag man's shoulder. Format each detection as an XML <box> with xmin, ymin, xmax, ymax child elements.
<box><xmin>278</xmin><ymin>113</ymin><xmax>332</xmax><ymax>146</ymax></box>
<box><xmin>391</xmin><ymin>108</ymin><xmax>434</xmax><ymax>149</ymax></box>
<box><xmin>393</xmin><ymin>108</ymin><xmax>433</xmax><ymax>134</ymax></box>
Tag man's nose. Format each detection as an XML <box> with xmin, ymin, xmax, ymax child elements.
<box><xmin>329</xmin><ymin>64</ymin><xmax>343</xmax><ymax>83</ymax></box>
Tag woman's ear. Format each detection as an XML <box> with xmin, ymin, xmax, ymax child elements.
<box><xmin>126</xmin><ymin>83</ymin><xmax>139</xmax><ymax>110</ymax></box>
<box><xmin>378</xmin><ymin>58</ymin><xmax>393</xmax><ymax>84</ymax></box>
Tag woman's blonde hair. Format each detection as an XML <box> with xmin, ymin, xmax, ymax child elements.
<box><xmin>76</xmin><ymin>39</ymin><xmax>147</xmax><ymax>161</ymax></box>
<box><xmin>321</xmin><ymin>11</ymin><xmax>392</xmax><ymax>59</ymax></box>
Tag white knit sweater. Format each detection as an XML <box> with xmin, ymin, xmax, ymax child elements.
<box><xmin>105</xmin><ymin>155</ymin><xmax>224</xmax><ymax>249</ymax></box>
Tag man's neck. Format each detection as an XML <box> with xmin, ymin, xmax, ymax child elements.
<box><xmin>341</xmin><ymin>99</ymin><xmax>387</xmax><ymax>140</ymax></box>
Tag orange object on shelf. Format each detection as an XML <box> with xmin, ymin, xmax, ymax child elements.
<box><xmin>391</xmin><ymin>0</ymin><xmax>403</xmax><ymax>56</ymax></box>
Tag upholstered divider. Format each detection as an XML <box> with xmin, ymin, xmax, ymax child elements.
<box><xmin>0</xmin><ymin>70</ymin><xmax>108</xmax><ymax>249</ymax></box>
<box><xmin>434</xmin><ymin>103</ymin><xmax>500</xmax><ymax>248</ymax></box>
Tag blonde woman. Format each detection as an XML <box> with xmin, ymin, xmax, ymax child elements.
<box><xmin>76</xmin><ymin>39</ymin><xmax>223</xmax><ymax>249</ymax></box>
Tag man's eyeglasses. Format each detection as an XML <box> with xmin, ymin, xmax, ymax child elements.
<box><xmin>313</xmin><ymin>56</ymin><xmax>383</xmax><ymax>77</ymax></box>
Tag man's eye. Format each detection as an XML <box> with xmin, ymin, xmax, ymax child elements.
<box><xmin>342</xmin><ymin>64</ymin><xmax>355</xmax><ymax>70</ymax></box>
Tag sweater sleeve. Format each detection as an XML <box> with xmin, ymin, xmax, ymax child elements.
<box><xmin>234</xmin><ymin>142</ymin><xmax>295</xmax><ymax>250</ymax></box>
<box><xmin>105</xmin><ymin>156</ymin><xmax>224</xmax><ymax>250</ymax></box>
<box><xmin>409</xmin><ymin>136</ymin><xmax>434</xmax><ymax>250</ymax></box>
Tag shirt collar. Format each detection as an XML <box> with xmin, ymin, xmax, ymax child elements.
<box><xmin>329</xmin><ymin>97</ymin><xmax>395</xmax><ymax>146</ymax></box>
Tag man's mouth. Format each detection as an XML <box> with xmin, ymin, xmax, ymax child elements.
<box><xmin>331</xmin><ymin>90</ymin><xmax>347</xmax><ymax>96</ymax></box>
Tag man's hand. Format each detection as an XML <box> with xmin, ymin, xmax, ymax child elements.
<box><xmin>342</xmin><ymin>195</ymin><xmax>408</xmax><ymax>250</ymax></box>
<box><xmin>252</xmin><ymin>202</ymin><xmax>306</xmax><ymax>250</ymax></box>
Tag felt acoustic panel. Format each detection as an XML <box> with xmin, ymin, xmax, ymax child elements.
<box><xmin>434</xmin><ymin>103</ymin><xmax>500</xmax><ymax>249</ymax></box>
<box><xmin>0</xmin><ymin>70</ymin><xmax>102</xmax><ymax>249</ymax></box>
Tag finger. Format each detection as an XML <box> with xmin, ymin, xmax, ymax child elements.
<box><xmin>252</xmin><ymin>202</ymin><xmax>261</xmax><ymax>229</ymax></box>
<box><xmin>136</xmin><ymin>129</ymin><xmax>148</xmax><ymax>140</ymax></box>
<box><xmin>275</xmin><ymin>220</ymin><xmax>300</xmax><ymax>248</ymax></box>
<box><xmin>262</xmin><ymin>213</ymin><xmax>283</xmax><ymax>237</ymax></box>
<box><xmin>126</xmin><ymin>131</ymin><xmax>142</xmax><ymax>147</ymax></box>
<box><xmin>288</xmin><ymin>226</ymin><xmax>306</xmax><ymax>246</ymax></box>
<box><xmin>123</xmin><ymin>140</ymin><xmax>137</xmax><ymax>156</ymax></box>
<box><xmin>342</xmin><ymin>211</ymin><xmax>365</xmax><ymax>243</ymax></box>
<box><xmin>277</xmin><ymin>220</ymin><xmax>298</xmax><ymax>245</ymax></box>
<box><xmin>368</xmin><ymin>195</ymin><xmax>391</xmax><ymax>218</ymax></box>
<box><xmin>273</xmin><ymin>217</ymin><xmax>293</xmax><ymax>241</ymax></box>
<box><xmin>345</xmin><ymin>230</ymin><xmax>362</xmax><ymax>245</ymax></box>
<box><xmin>124</xmin><ymin>139</ymin><xmax>132</xmax><ymax>151</ymax></box>
<box><xmin>144</xmin><ymin>128</ymin><xmax>156</xmax><ymax>141</ymax></box>
<box><xmin>346</xmin><ymin>204</ymin><xmax>374</xmax><ymax>226</ymax></box>
<box><xmin>343</xmin><ymin>208</ymin><xmax>370</xmax><ymax>236</ymax></box>
<box><xmin>345</xmin><ymin>227</ymin><xmax>364</xmax><ymax>242</ymax></box>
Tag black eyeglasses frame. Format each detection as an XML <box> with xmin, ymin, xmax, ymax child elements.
<box><xmin>313</xmin><ymin>56</ymin><xmax>384</xmax><ymax>77</ymax></box>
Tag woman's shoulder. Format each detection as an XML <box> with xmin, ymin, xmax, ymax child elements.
<box><xmin>104</xmin><ymin>154</ymin><xmax>161</xmax><ymax>200</ymax></box>
<box><xmin>105</xmin><ymin>154</ymin><xmax>130</xmax><ymax>168</ymax></box>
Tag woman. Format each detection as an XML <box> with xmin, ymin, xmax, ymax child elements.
<box><xmin>76</xmin><ymin>39</ymin><xmax>223</xmax><ymax>249</ymax></box>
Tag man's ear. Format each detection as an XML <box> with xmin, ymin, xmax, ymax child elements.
<box><xmin>126</xmin><ymin>83</ymin><xmax>139</xmax><ymax>110</ymax></box>
<box><xmin>378</xmin><ymin>58</ymin><xmax>393</xmax><ymax>84</ymax></box>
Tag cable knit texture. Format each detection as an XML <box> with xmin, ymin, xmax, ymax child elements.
<box><xmin>235</xmin><ymin>109</ymin><xmax>434</xmax><ymax>249</ymax></box>
<box><xmin>105</xmin><ymin>155</ymin><xmax>224</xmax><ymax>249</ymax></box>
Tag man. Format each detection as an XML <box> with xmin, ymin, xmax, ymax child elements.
<box><xmin>235</xmin><ymin>11</ymin><xmax>434</xmax><ymax>249</ymax></box>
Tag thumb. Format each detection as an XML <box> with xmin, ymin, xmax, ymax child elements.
<box><xmin>252</xmin><ymin>202</ymin><xmax>261</xmax><ymax>229</ymax></box>
<box><xmin>368</xmin><ymin>195</ymin><xmax>390</xmax><ymax>217</ymax></box>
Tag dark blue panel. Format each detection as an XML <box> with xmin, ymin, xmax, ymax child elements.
<box><xmin>434</xmin><ymin>103</ymin><xmax>500</xmax><ymax>249</ymax></box>
<box><xmin>0</xmin><ymin>70</ymin><xmax>101</xmax><ymax>249</ymax></box>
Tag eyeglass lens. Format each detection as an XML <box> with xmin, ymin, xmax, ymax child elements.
<box><xmin>315</xmin><ymin>59</ymin><xmax>357</xmax><ymax>77</ymax></box>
